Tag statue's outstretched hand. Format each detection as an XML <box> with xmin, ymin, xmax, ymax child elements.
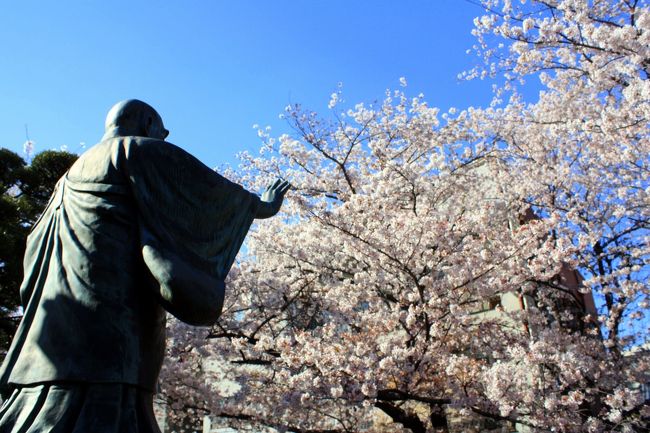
<box><xmin>256</xmin><ymin>179</ymin><xmax>291</xmax><ymax>219</ymax></box>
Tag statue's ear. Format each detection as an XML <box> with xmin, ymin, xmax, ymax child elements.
<box><xmin>144</xmin><ymin>116</ymin><xmax>154</xmax><ymax>137</ymax></box>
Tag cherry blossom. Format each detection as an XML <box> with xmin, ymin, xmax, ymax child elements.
<box><xmin>160</xmin><ymin>1</ymin><xmax>649</xmax><ymax>432</ymax></box>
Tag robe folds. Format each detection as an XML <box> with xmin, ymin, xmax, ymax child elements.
<box><xmin>0</xmin><ymin>137</ymin><xmax>259</xmax><ymax>420</ymax></box>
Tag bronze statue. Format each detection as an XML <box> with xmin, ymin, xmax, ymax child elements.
<box><xmin>0</xmin><ymin>100</ymin><xmax>289</xmax><ymax>432</ymax></box>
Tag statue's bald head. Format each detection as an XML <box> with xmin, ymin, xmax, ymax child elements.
<box><xmin>103</xmin><ymin>99</ymin><xmax>169</xmax><ymax>140</ymax></box>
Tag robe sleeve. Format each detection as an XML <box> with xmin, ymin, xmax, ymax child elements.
<box><xmin>123</xmin><ymin>138</ymin><xmax>260</xmax><ymax>326</ymax></box>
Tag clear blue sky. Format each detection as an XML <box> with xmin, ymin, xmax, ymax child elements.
<box><xmin>0</xmin><ymin>0</ymin><xmax>501</xmax><ymax>168</ymax></box>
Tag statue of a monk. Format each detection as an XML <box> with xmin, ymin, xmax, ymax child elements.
<box><xmin>0</xmin><ymin>100</ymin><xmax>289</xmax><ymax>432</ymax></box>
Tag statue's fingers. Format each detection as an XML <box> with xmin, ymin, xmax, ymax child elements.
<box><xmin>279</xmin><ymin>181</ymin><xmax>292</xmax><ymax>194</ymax></box>
<box><xmin>266</xmin><ymin>180</ymin><xmax>277</xmax><ymax>190</ymax></box>
<box><xmin>268</xmin><ymin>179</ymin><xmax>280</xmax><ymax>193</ymax></box>
<box><xmin>276</xmin><ymin>180</ymin><xmax>288</xmax><ymax>193</ymax></box>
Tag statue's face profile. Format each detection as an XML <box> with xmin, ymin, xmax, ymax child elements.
<box><xmin>104</xmin><ymin>99</ymin><xmax>170</xmax><ymax>139</ymax></box>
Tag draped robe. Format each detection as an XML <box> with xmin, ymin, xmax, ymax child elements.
<box><xmin>0</xmin><ymin>137</ymin><xmax>260</xmax><ymax>431</ymax></box>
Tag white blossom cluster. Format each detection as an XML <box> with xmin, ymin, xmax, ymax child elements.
<box><xmin>160</xmin><ymin>1</ymin><xmax>649</xmax><ymax>432</ymax></box>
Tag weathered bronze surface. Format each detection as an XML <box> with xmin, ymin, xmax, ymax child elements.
<box><xmin>0</xmin><ymin>100</ymin><xmax>288</xmax><ymax>432</ymax></box>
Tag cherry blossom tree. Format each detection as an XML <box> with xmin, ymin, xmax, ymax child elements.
<box><xmin>159</xmin><ymin>1</ymin><xmax>649</xmax><ymax>432</ymax></box>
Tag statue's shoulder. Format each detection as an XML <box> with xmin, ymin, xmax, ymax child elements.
<box><xmin>126</xmin><ymin>137</ymin><xmax>192</xmax><ymax>160</ymax></box>
<box><xmin>67</xmin><ymin>138</ymin><xmax>127</xmax><ymax>182</ymax></box>
<box><xmin>127</xmin><ymin>138</ymin><xmax>213</xmax><ymax>176</ymax></box>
